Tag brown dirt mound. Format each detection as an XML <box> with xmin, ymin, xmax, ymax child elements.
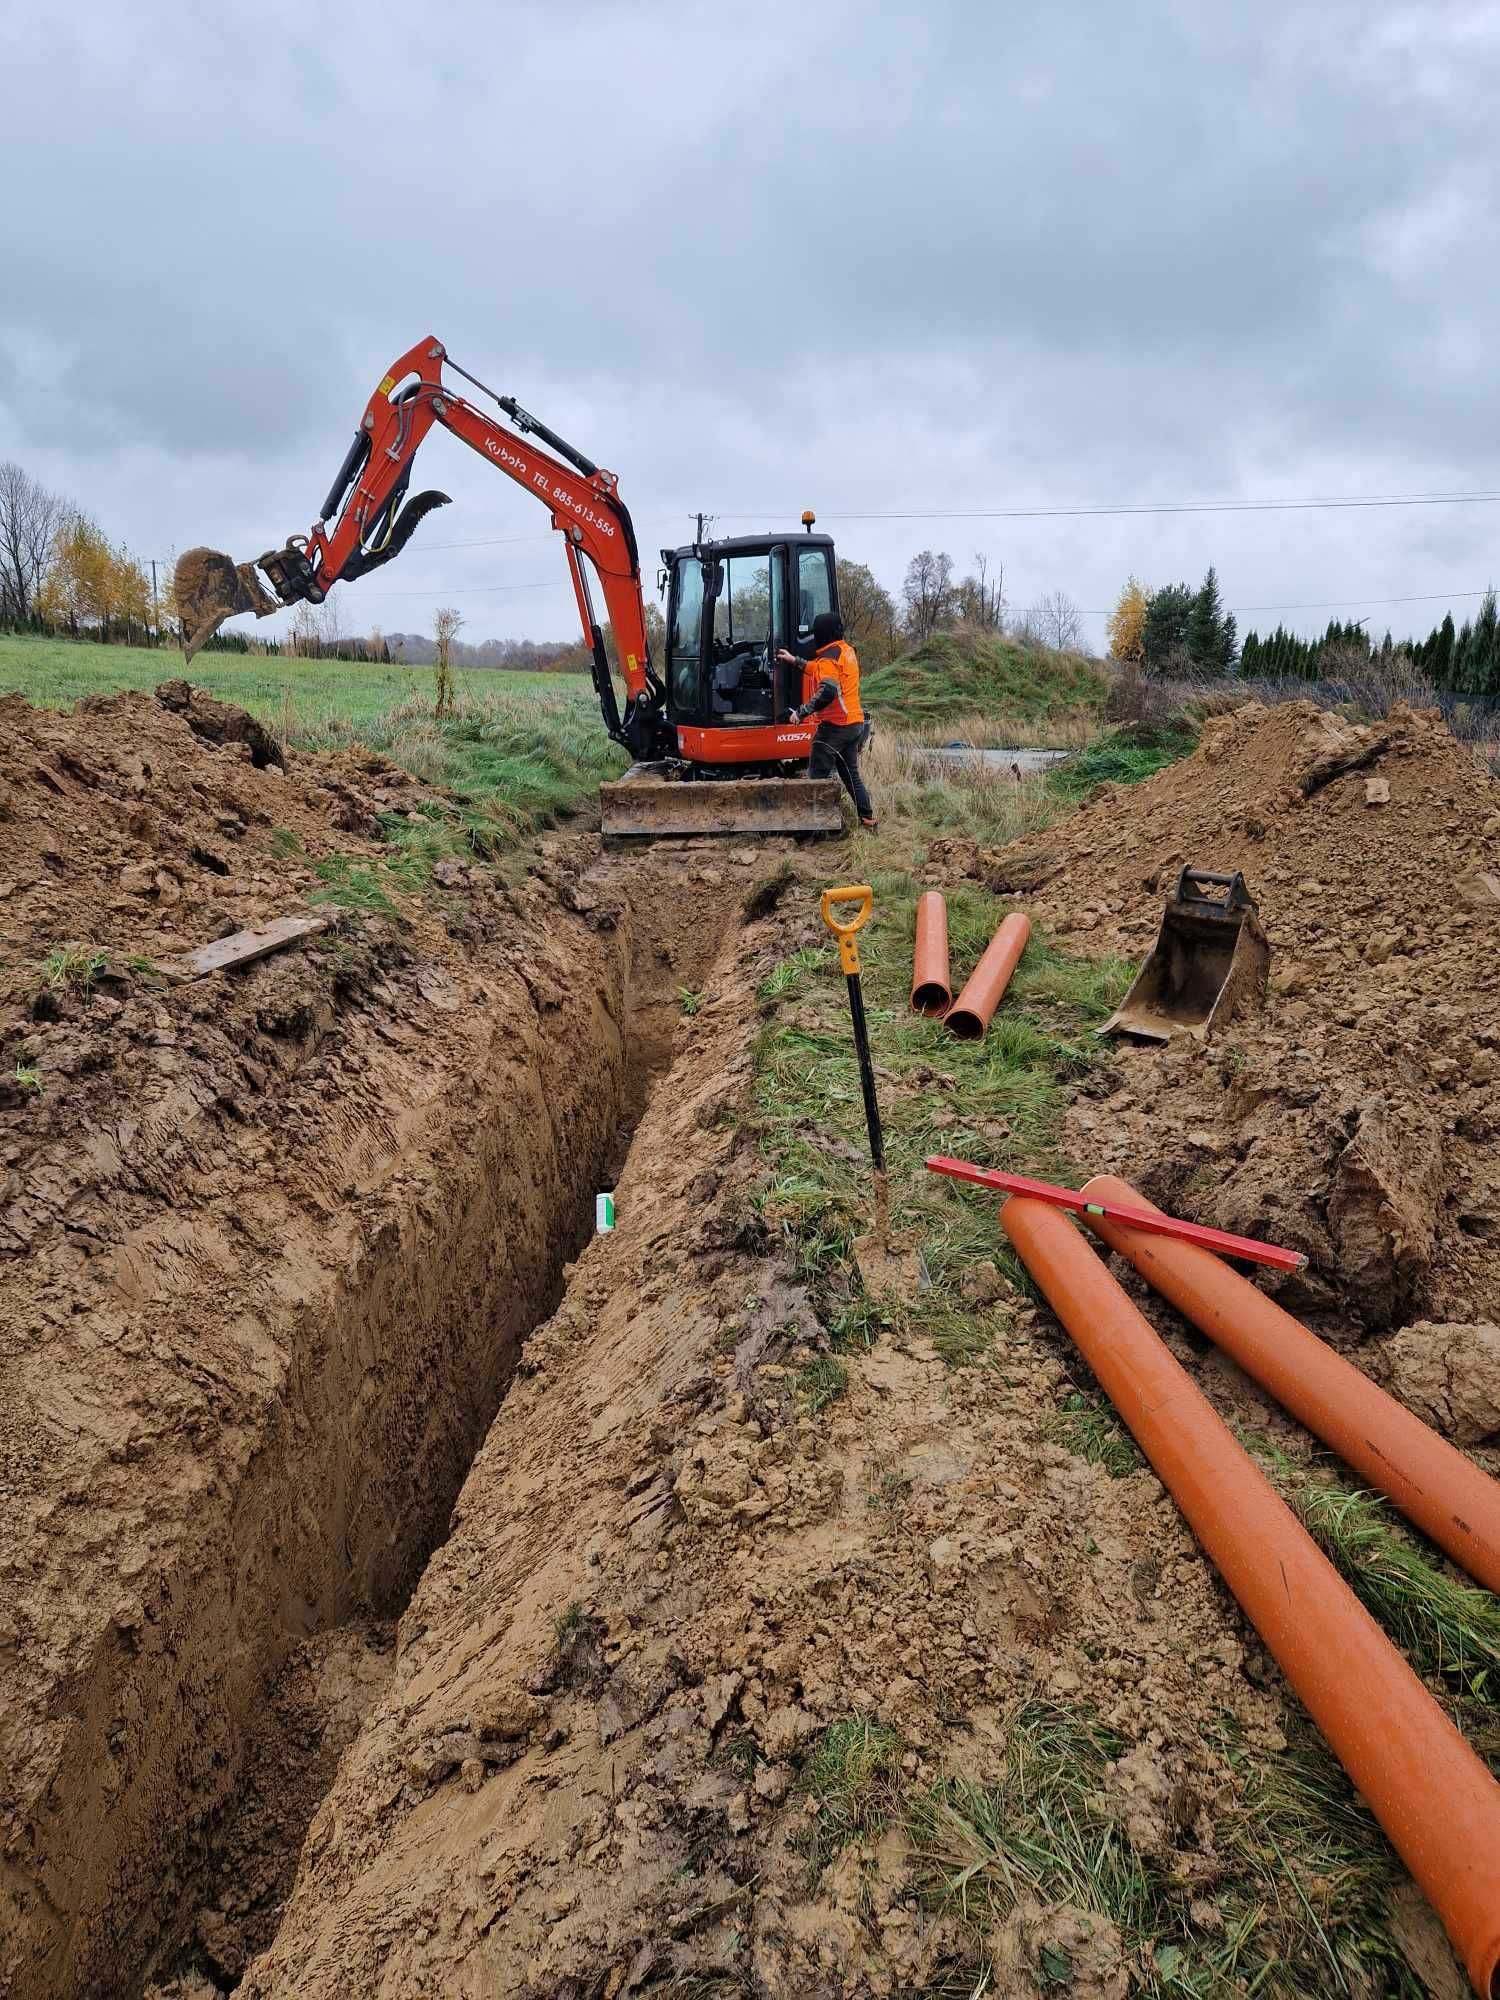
<box><xmin>936</xmin><ymin>699</ymin><xmax>1500</xmax><ymax>1339</ymax></box>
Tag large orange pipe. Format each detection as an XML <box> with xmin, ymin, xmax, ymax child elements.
<box><xmin>911</xmin><ymin>892</ymin><xmax>952</xmax><ymax>1015</ymax></box>
<box><xmin>1082</xmin><ymin>1175</ymin><xmax>1500</xmax><ymax>1597</ymax></box>
<box><xmin>999</xmin><ymin>1193</ymin><xmax>1500</xmax><ymax>1998</ymax></box>
<box><xmin>945</xmin><ymin>910</ymin><xmax>1030</xmax><ymax>1040</ymax></box>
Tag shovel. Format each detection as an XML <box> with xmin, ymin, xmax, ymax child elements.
<box><xmin>819</xmin><ymin>885</ymin><xmax>922</xmax><ymax>1301</ymax></box>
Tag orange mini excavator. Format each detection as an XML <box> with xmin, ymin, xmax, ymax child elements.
<box><xmin>175</xmin><ymin>335</ymin><xmax>844</xmax><ymax>838</ymax></box>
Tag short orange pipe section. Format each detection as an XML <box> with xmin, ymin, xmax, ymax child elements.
<box><xmin>911</xmin><ymin>891</ymin><xmax>952</xmax><ymax>1016</ymax></box>
<box><xmin>1000</xmin><ymin>1193</ymin><xmax>1500</xmax><ymax>1998</ymax></box>
<box><xmin>945</xmin><ymin>910</ymin><xmax>1029</xmax><ymax>1040</ymax></box>
<box><xmin>1082</xmin><ymin>1175</ymin><xmax>1500</xmax><ymax>1597</ymax></box>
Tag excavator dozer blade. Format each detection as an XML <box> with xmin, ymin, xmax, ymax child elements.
<box><xmin>600</xmin><ymin>764</ymin><xmax>843</xmax><ymax>842</ymax></box>
<box><xmin>1101</xmin><ymin>866</ymin><xmax>1270</xmax><ymax>1043</ymax></box>
<box><xmin>174</xmin><ymin>547</ymin><xmax>283</xmax><ymax>664</ymax></box>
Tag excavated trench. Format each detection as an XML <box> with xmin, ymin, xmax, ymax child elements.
<box><xmin>5</xmin><ymin>853</ymin><xmax>740</xmax><ymax>2000</ymax></box>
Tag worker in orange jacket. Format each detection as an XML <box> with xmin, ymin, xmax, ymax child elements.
<box><xmin>777</xmin><ymin>612</ymin><xmax>876</xmax><ymax>829</ymax></box>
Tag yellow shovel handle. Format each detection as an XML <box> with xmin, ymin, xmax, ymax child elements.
<box><xmin>820</xmin><ymin>882</ymin><xmax>874</xmax><ymax>975</ymax></box>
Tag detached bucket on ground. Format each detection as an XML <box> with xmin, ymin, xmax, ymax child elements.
<box><xmin>1102</xmin><ymin>866</ymin><xmax>1269</xmax><ymax>1043</ymax></box>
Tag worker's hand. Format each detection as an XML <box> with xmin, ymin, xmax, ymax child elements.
<box><xmin>775</xmin><ymin>647</ymin><xmax>797</xmax><ymax>665</ymax></box>
<box><xmin>788</xmin><ymin>704</ymin><xmax>807</xmax><ymax>723</ymax></box>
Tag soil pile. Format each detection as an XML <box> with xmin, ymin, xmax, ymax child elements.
<box><xmin>938</xmin><ymin>700</ymin><xmax>1500</xmax><ymax>1349</ymax></box>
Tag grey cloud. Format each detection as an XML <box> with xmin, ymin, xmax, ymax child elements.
<box><xmin>0</xmin><ymin>0</ymin><xmax>1496</xmax><ymax>649</ymax></box>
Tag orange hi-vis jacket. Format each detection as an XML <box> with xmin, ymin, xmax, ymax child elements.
<box><xmin>801</xmin><ymin>639</ymin><xmax>864</xmax><ymax>726</ymax></box>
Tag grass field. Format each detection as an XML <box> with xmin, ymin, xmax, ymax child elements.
<box><xmin>0</xmin><ymin>634</ymin><xmax>585</xmax><ymax>735</ymax></box>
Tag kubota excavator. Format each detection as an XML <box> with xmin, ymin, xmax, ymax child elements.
<box><xmin>175</xmin><ymin>335</ymin><xmax>844</xmax><ymax>838</ymax></box>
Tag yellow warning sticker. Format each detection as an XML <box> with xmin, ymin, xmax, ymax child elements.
<box><xmin>378</xmin><ymin>374</ymin><xmax>396</xmax><ymax>396</ymax></box>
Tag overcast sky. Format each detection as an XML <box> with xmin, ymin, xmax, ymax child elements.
<box><xmin>2</xmin><ymin>0</ymin><xmax>1498</xmax><ymax>653</ymax></box>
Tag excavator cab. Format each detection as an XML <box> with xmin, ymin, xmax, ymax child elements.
<box><xmin>596</xmin><ymin>531</ymin><xmax>845</xmax><ymax>839</ymax></box>
<box><xmin>662</xmin><ymin>534</ymin><xmax>837</xmax><ymax>735</ymax></box>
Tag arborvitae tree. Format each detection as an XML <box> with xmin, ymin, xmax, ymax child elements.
<box><xmin>1454</xmin><ymin>618</ymin><xmax>1474</xmax><ymax>689</ymax></box>
<box><xmin>1240</xmin><ymin>630</ymin><xmax>1262</xmax><ymax>675</ymax></box>
<box><xmin>1432</xmin><ymin>611</ymin><xmax>1456</xmax><ymax>687</ymax></box>
<box><xmin>1187</xmin><ymin>565</ymin><xmax>1228</xmax><ymax>669</ymax></box>
<box><xmin>1464</xmin><ymin>590</ymin><xmax>1498</xmax><ymax>697</ymax></box>
<box><xmin>1141</xmin><ymin>582</ymin><xmax>1194</xmax><ymax>673</ymax></box>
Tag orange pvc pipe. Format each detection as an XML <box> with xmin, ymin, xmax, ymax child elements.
<box><xmin>911</xmin><ymin>891</ymin><xmax>952</xmax><ymax>1015</ymax></box>
<box><xmin>1083</xmin><ymin>1175</ymin><xmax>1500</xmax><ymax>1596</ymax></box>
<box><xmin>999</xmin><ymin>1193</ymin><xmax>1500</xmax><ymax>1999</ymax></box>
<box><xmin>945</xmin><ymin>910</ymin><xmax>1030</xmax><ymax>1040</ymax></box>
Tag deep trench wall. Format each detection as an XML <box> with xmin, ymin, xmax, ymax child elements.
<box><xmin>1</xmin><ymin>887</ymin><xmax>689</xmax><ymax>2000</ymax></box>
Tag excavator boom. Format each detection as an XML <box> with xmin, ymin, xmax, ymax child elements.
<box><xmin>176</xmin><ymin>336</ymin><xmax>667</xmax><ymax>760</ymax></box>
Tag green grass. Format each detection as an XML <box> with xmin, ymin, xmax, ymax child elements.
<box><xmin>40</xmin><ymin>944</ymin><xmax>110</xmax><ymax>993</ymax></box>
<box><xmin>752</xmin><ymin>874</ymin><xmax>1132</xmax><ymax>1364</ymax></box>
<box><xmin>1045</xmin><ymin>722</ymin><xmax>1198</xmax><ymax>801</ymax></box>
<box><xmin>1044</xmin><ymin>1391</ymin><xmax>1143</xmax><ymax>1478</ymax></box>
<box><xmin>1249</xmin><ymin>1437</ymin><xmax>1500</xmax><ymax>1701</ymax></box>
<box><xmin>797</xmin><ymin>1716</ymin><xmax>903</xmax><ymax>1876</ymax></box>
<box><xmin>862</xmin><ymin>628</ymin><xmax>1108</xmax><ymax>730</ymax></box>
<box><xmin>0</xmin><ymin>631</ymin><xmax>575</xmax><ymax>729</ymax></box>
<box><xmin>907</xmin><ymin>1702</ymin><xmax>1422</xmax><ymax>1998</ymax></box>
<box><xmin>795</xmin><ymin>1353</ymin><xmax>849</xmax><ymax>1414</ymax></box>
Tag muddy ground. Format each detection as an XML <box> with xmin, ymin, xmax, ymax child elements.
<box><xmin>3</xmin><ymin>688</ymin><xmax>1500</xmax><ymax>1998</ymax></box>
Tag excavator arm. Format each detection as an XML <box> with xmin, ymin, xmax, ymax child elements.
<box><xmin>176</xmin><ymin>336</ymin><xmax>668</xmax><ymax>759</ymax></box>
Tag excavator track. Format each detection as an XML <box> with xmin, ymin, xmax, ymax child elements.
<box><xmin>600</xmin><ymin>764</ymin><xmax>842</xmax><ymax>841</ymax></box>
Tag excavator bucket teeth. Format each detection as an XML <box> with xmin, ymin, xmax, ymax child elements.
<box><xmin>174</xmin><ymin>547</ymin><xmax>283</xmax><ymax>664</ymax></box>
<box><xmin>600</xmin><ymin>764</ymin><xmax>843</xmax><ymax>842</ymax></box>
<box><xmin>1102</xmin><ymin>866</ymin><xmax>1270</xmax><ymax>1043</ymax></box>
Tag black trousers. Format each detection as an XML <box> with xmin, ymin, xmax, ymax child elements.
<box><xmin>810</xmin><ymin>719</ymin><xmax>874</xmax><ymax>820</ymax></box>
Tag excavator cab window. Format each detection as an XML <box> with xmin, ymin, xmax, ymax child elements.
<box><xmin>668</xmin><ymin>556</ymin><xmax>704</xmax><ymax>714</ymax></box>
<box><xmin>797</xmin><ymin>544</ymin><xmax>835</xmax><ymax>641</ymax></box>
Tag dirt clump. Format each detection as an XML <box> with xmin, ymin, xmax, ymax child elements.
<box><xmin>1373</xmin><ymin>1320</ymin><xmax>1500</xmax><ymax>1445</ymax></box>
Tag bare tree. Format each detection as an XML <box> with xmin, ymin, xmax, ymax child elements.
<box><xmin>0</xmin><ymin>462</ymin><xmax>64</xmax><ymax>622</ymax></box>
<box><xmin>956</xmin><ymin>551</ymin><xmax>1006</xmax><ymax>632</ymax></box>
<box><xmin>433</xmin><ymin>606</ymin><xmax>464</xmax><ymax>717</ymax></box>
<box><xmin>1038</xmin><ymin>589</ymin><xmax>1082</xmax><ymax>652</ymax></box>
<box><xmin>902</xmin><ymin>549</ymin><xmax>956</xmax><ymax>643</ymax></box>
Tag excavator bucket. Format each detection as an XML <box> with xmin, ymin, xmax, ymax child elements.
<box><xmin>174</xmin><ymin>547</ymin><xmax>282</xmax><ymax>664</ymax></box>
<box><xmin>600</xmin><ymin>763</ymin><xmax>843</xmax><ymax>842</ymax></box>
<box><xmin>1101</xmin><ymin>866</ymin><xmax>1270</xmax><ymax>1043</ymax></box>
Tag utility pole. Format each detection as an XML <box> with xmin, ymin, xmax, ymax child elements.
<box><xmin>150</xmin><ymin>560</ymin><xmax>159</xmax><ymax>646</ymax></box>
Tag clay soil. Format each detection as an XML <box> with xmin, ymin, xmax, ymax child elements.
<box><xmin>5</xmin><ymin>688</ymin><xmax>1500</xmax><ymax>1999</ymax></box>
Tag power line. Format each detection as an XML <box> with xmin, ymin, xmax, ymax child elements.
<box><xmin>713</xmin><ymin>489</ymin><xmax>1500</xmax><ymax>523</ymax></box>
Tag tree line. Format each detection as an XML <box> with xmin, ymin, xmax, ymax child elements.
<box><xmin>1107</xmin><ymin>564</ymin><xmax>1500</xmax><ymax>697</ymax></box>
<box><xmin>0</xmin><ymin>462</ymin><xmax>165</xmax><ymax>646</ymax></box>
<box><xmin>1238</xmin><ymin>595</ymin><xmax>1500</xmax><ymax>697</ymax></box>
